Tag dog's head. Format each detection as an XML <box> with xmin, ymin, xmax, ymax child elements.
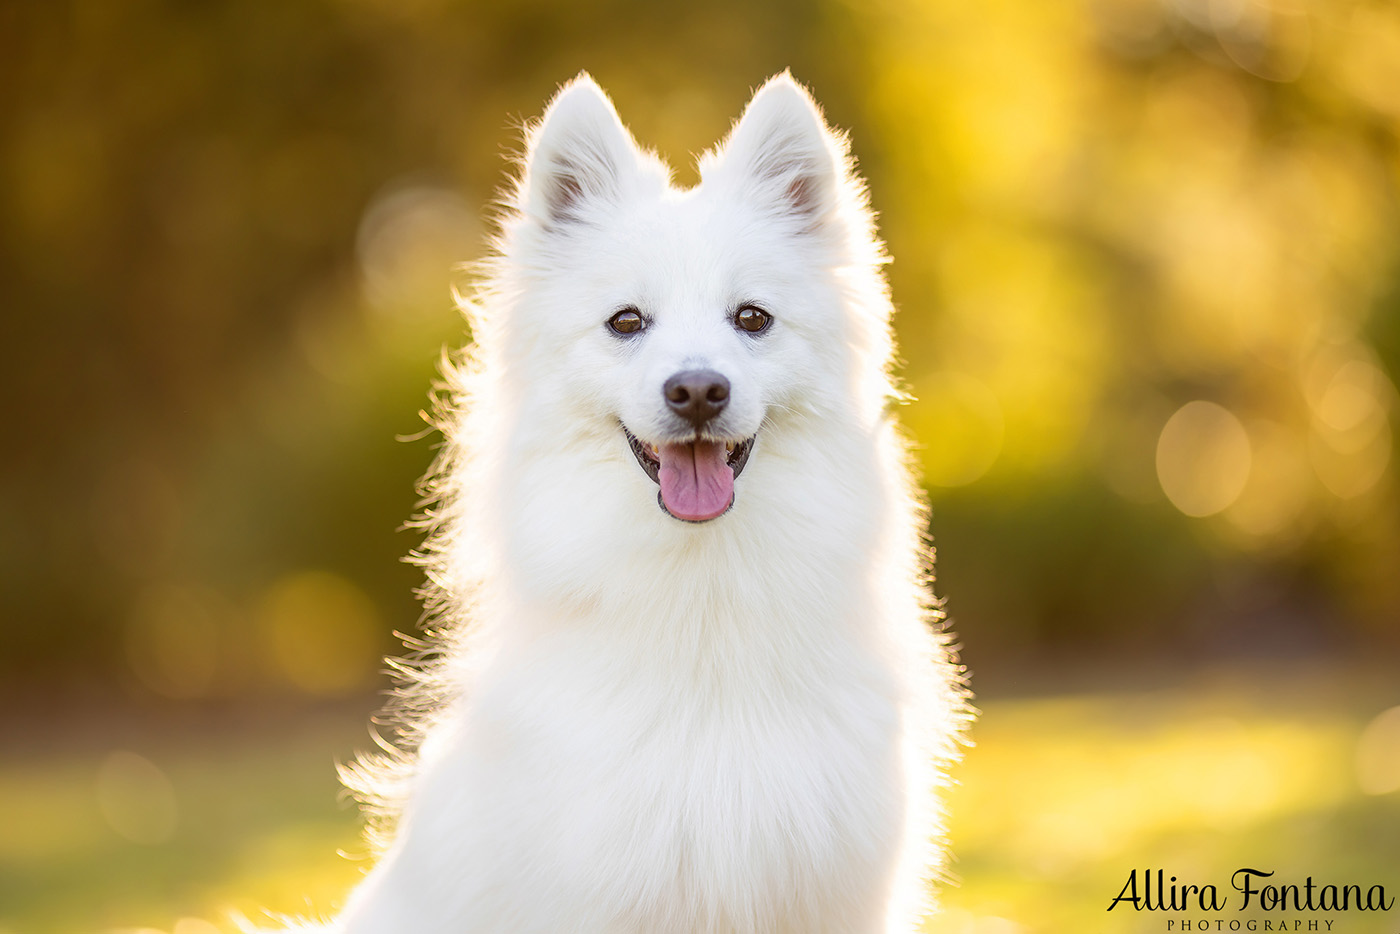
<box><xmin>486</xmin><ymin>73</ymin><xmax>891</xmax><ymax>525</ymax></box>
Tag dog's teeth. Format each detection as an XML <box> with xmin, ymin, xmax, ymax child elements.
<box><xmin>726</xmin><ymin>442</ymin><xmax>735</xmax><ymax>453</ymax></box>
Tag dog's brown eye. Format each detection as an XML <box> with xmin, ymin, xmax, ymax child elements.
<box><xmin>734</xmin><ymin>305</ymin><xmax>772</xmax><ymax>334</ymax></box>
<box><xmin>608</xmin><ymin>308</ymin><xmax>646</xmax><ymax>335</ymax></box>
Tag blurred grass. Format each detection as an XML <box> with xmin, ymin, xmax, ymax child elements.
<box><xmin>928</xmin><ymin>664</ymin><xmax>1400</xmax><ymax>933</ymax></box>
<box><xmin>4</xmin><ymin>665</ymin><xmax>1397</xmax><ymax>934</ymax></box>
<box><xmin>0</xmin><ymin>710</ymin><xmax>368</xmax><ymax>934</ymax></box>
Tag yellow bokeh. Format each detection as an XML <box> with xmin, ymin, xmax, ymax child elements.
<box><xmin>906</xmin><ymin>372</ymin><xmax>1004</xmax><ymax>488</ymax></box>
<box><xmin>1224</xmin><ymin>420</ymin><xmax>1312</xmax><ymax>541</ymax></box>
<box><xmin>3</xmin><ymin>4</ymin><xmax>1400</xmax><ymax>934</ymax></box>
<box><xmin>1156</xmin><ymin>401</ymin><xmax>1252</xmax><ymax>518</ymax></box>
<box><xmin>125</xmin><ymin>584</ymin><xmax>225</xmax><ymax>700</ymax></box>
<box><xmin>96</xmin><ymin>752</ymin><xmax>177</xmax><ymax>847</ymax></box>
<box><xmin>256</xmin><ymin>571</ymin><xmax>380</xmax><ymax>697</ymax></box>
<box><xmin>1355</xmin><ymin>705</ymin><xmax>1400</xmax><ymax>796</ymax></box>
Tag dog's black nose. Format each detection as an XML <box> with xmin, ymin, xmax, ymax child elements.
<box><xmin>664</xmin><ymin>369</ymin><xmax>729</xmax><ymax>428</ymax></box>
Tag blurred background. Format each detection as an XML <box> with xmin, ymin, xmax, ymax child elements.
<box><xmin>2</xmin><ymin>0</ymin><xmax>1398</xmax><ymax>932</ymax></box>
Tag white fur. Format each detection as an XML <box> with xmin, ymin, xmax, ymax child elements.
<box><xmin>269</xmin><ymin>73</ymin><xmax>968</xmax><ymax>934</ymax></box>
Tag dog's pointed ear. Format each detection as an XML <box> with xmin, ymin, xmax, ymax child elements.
<box><xmin>520</xmin><ymin>75</ymin><xmax>646</xmax><ymax>227</ymax></box>
<box><xmin>707</xmin><ymin>73</ymin><xmax>846</xmax><ymax>227</ymax></box>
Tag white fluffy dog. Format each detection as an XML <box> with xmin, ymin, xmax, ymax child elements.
<box><xmin>277</xmin><ymin>72</ymin><xmax>967</xmax><ymax>934</ymax></box>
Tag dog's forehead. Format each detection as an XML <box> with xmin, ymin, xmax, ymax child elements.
<box><xmin>600</xmin><ymin>191</ymin><xmax>799</xmax><ymax>298</ymax></box>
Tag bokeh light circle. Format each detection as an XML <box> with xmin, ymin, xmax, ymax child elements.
<box><xmin>1156</xmin><ymin>401</ymin><xmax>1252</xmax><ymax>517</ymax></box>
<box><xmin>906</xmin><ymin>371</ymin><xmax>1005</xmax><ymax>488</ymax></box>
<box><xmin>96</xmin><ymin>751</ymin><xmax>177</xmax><ymax>846</ymax></box>
<box><xmin>256</xmin><ymin>571</ymin><xmax>380</xmax><ymax>696</ymax></box>
<box><xmin>1356</xmin><ymin>706</ymin><xmax>1400</xmax><ymax>796</ymax></box>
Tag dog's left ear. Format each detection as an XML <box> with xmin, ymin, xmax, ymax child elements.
<box><xmin>520</xmin><ymin>74</ymin><xmax>649</xmax><ymax>228</ymax></box>
<box><xmin>706</xmin><ymin>73</ymin><xmax>848</xmax><ymax>229</ymax></box>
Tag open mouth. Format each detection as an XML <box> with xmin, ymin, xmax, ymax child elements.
<box><xmin>624</xmin><ymin>427</ymin><xmax>755</xmax><ymax>523</ymax></box>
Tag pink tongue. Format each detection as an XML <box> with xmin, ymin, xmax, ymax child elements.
<box><xmin>658</xmin><ymin>441</ymin><xmax>734</xmax><ymax>521</ymax></box>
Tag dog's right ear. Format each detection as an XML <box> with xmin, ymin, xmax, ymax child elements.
<box><xmin>519</xmin><ymin>75</ymin><xmax>646</xmax><ymax>228</ymax></box>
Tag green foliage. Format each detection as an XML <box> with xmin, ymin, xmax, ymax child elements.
<box><xmin>0</xmin><ymin>1</ymin><xmax>1397</xmax><ymax>693</ymax></box>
